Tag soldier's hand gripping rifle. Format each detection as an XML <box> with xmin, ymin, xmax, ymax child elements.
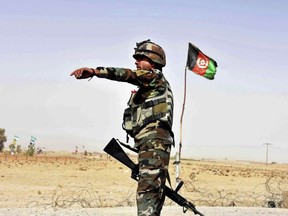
<box><xmin>103</xmin><ymin>138</ymin><xmax>205</xmax><ymax>216</ymax></box>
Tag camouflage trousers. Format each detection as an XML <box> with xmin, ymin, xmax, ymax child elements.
<box><xmin>136</xmin><ymin>138</ymin><xmax>171</xmax><ymax>216</ymax></box>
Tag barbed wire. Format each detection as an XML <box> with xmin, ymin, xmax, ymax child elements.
<box><xmin>26</xmin><ymin>174</ymin><xmax>288</xmax><ymax>210</ymax></box>
<box><xmin>181</xmin><ymin>174</ymin><xmax>288</xmax><ymax>208</ymax></box>
<box><xmin>26</xmin><ymin>182</ymin><xmax>136</xmax><ymax>209</ymax></box>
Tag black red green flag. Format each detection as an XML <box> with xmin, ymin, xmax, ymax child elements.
<box><xmin>186</xmin><ymin>43</ymin><xmax>218</xmax><ymax>80</ymax></box>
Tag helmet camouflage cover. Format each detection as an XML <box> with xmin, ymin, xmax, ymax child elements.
<box><xmin>133</xmin><ymin>39</ymin><xmax>166</xmax><ymax>67</ymax></box>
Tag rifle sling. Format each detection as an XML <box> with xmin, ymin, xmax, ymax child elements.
<box><xmin>117</xmin><ymin>139</ymin><xmax>138</xmax><ymax>153</ymax></box>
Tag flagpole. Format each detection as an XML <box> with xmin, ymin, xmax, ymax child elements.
<box><xmin>175</xmin><ymin>66</ymin><xmax>187</xmax><ymax>188</ymax></box>
<box><xmin>179</xmin><ymin>66</ymin><xmax>187</xmax><ymax>160</ymax></box>
<box><xmin>175</xmin><ymin>42</ymin><xmax>217</xmax><ymax>188</ymax></box>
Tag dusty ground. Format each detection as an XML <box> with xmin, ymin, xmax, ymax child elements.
<box><xmin>1</xmin><ymin>151</ymin><xmax>288</xmax><ymax>215</ymax></box>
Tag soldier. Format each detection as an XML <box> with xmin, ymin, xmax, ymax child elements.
<box><xmin>70</xmin><ymin>40</ymin><xmax>174</xmax><ymax>216</ymax></box>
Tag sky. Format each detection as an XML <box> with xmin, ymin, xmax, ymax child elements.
<box><xmin>1</xmin><ymin>0</ymin><xmax>288</xmax><ymax>163</ymax></box>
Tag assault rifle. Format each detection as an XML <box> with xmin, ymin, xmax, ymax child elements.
<box><xmin>103</xmin><ymin>138</ymin><xmax>205</xmax><ymax>216</ymax></box>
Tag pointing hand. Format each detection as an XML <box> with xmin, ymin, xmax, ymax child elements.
<box><xmin>70</xmin><ymin>67</ymin><xmax>96</xmax><ymax>79</ymax></box>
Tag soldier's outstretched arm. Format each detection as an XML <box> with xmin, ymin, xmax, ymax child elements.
<box><xmin>70</xmin><ymin>66</ymin><xmax>153</xmax><ymax>88</ymax></box>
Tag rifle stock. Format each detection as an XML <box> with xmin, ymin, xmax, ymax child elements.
<box><xmin>103</xmin><ymin>138</ymin><xmax>205</xmax><ymax>216</ymax></box>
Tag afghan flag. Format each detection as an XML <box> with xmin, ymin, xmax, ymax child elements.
<box><xmin>186</xmin><ymin>43</ymin><xmax>218</xmax><ymax>80</ymax></box>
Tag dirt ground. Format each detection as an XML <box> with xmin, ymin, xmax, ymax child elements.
<box><xmin>1</xmin><ymin>151</ymin><xmax>288</xmax><ymax>213</ymax></box>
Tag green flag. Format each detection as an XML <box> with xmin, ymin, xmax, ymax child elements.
<box><xmin>186</xmin><ymin>43</ymin><xmax>218</xmax><ymax>80</ymax></box>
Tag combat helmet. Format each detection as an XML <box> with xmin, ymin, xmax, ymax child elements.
<box><xmin>133</xmin><ymin>39</ymin><xmax>166</xmax><ymax>67</ymax></box>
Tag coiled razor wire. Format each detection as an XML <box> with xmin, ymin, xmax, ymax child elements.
<box><xmin>26</xmin><ymin>183</ymin><xmax>136</xmax><ymax>209</ymax></box>
<box><xmin>180</xmin><ymin>175</ymin><xmax>288</xmax><ymax>208</ymax></box>
<box><xmin>26</xmin><ymin>176</ymin><xmax>288</xmax><ymax>209</ymax></box>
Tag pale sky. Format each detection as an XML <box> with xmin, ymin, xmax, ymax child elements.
<box><xmin>1</xmin><ymin>0</ymin><xmax>288</xmax><ymax>163</ymax></box>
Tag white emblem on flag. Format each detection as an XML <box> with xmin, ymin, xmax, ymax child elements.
<box><xmin>196</xmin><ymin>58</ymin><xmax>208</xmax><ymax>69</ymax></box>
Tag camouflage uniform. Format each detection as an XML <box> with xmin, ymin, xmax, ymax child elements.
<box><xmin>137</xmin><ymin>138</ymin><xmax>171</xmax><ymax>216</ymax></box>
<box><xmin>95</xmin><ymin>66</ymin><xmax>174</xmax><ymax>215</ymax></box>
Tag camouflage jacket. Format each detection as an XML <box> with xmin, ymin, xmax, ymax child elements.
<box><xmin>95</xmin><ymin>67</ymin><xmax>174</xmax><ymax>147</ymax></box>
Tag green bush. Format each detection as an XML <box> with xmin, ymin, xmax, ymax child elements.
<box><xmin>26</xmin><ymin>144</ymin><xmax>35</xmax><ymax>156</ymax></box>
